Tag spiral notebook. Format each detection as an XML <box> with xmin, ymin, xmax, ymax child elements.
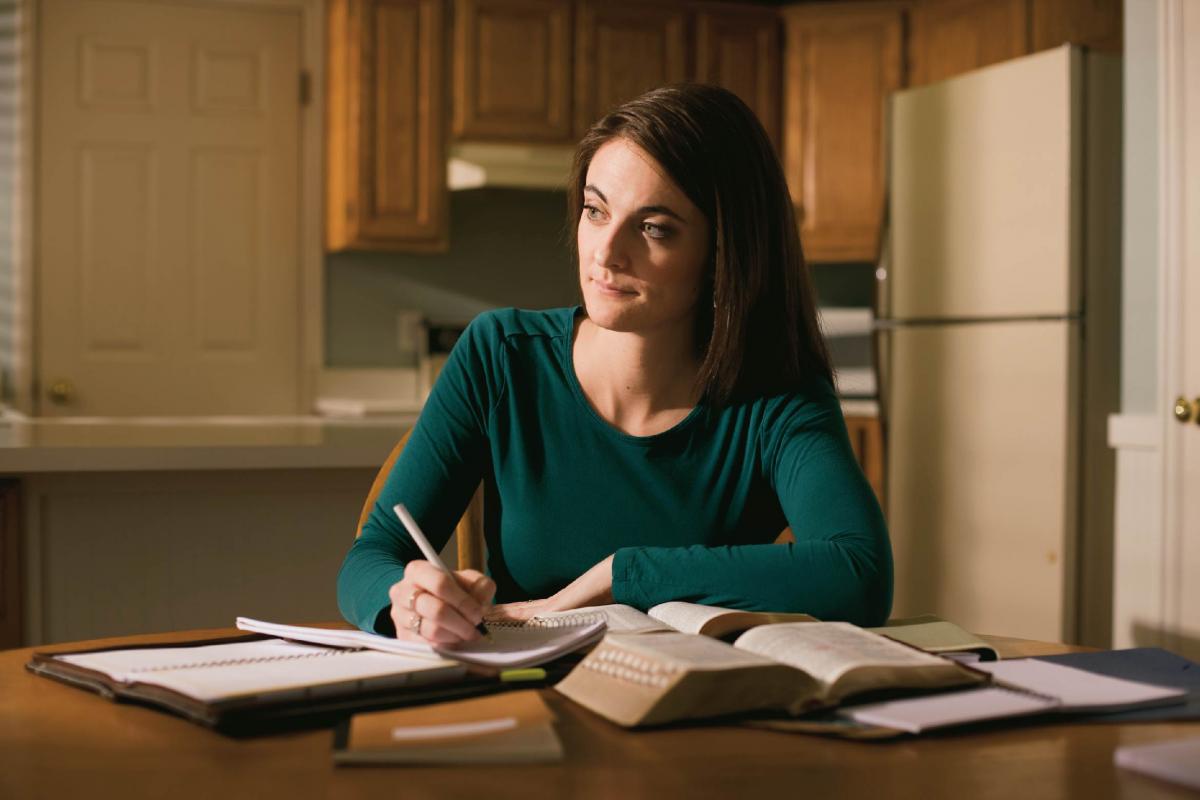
<box><xmin>26</xmin><ymin>634</ymin><xmax>492</xmax><ymax>733</ymax></box>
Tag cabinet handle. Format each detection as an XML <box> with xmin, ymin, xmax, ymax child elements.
<box><xmin>1173</xmin><ymin>395</ymin><xmax>1200</xmax><ymax>424</ymax></box>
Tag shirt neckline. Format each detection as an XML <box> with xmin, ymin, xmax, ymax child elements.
<box><xmin>558</xmin><ymin>306</ymin><xmax>706</xmax><ymax>446</ymax></box>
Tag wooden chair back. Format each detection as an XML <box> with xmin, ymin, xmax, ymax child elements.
<box><xmin>355</xmin><ymin>430</ymin><xmax>486</xmax><ymax>572</ymax></box>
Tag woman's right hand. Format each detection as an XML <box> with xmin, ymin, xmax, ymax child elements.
<box><xmin>387</xmin><ymin>561</ymin><xmax>495</xmax><ymax>645</ymax></box>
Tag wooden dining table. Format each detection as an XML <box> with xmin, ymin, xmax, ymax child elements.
<box><xmin>1</xmin><ymin>626</ymin><xmax>1197</xmax><ymax>800</ymax></box>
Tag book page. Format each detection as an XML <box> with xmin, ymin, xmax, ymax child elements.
<box><xmin>58</xmin><ymin>639</ymin><xmax>463</xmax><ymax>703</ymax></box>
<box><xmin>646</xmin><ymin>602</ymin><xmax>733</xmax><ymax>634</ymax></box>
<box><xmin>734</xmin><ymin>622</ymin><xmax>948</xmax><ymax>686</ymax></box>
<box><xmin>600</xmin><ymin>632</ymin><xmax>776</xmax><ymax>671</ymax></box>
<box><xmin>523</xmin><ymin>604</ymin><xmax>671</xmax><ymax>634</ymax></box>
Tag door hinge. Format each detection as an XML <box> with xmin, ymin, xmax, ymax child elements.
<box><xmin>299</xmin><ymin>70</ymin><xmax>311</xmax><ymax>106</ymax></box>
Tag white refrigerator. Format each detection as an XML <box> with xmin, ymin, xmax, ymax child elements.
<box><xmin>876</xmin><ymin>45</ymin><xmax>1122</xmax><ymax>646</ymax></box>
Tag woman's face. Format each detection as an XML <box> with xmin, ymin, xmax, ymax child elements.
<box><xmin>577</xmin><ymin>138</ymin><xmax>710</xmax><ymax>337</ymax></box>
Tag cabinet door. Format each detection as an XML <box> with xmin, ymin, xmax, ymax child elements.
<box><xmin>327</xmin><ymin>0</ymin><xmax>447</xmax><ymax>252</ymax></box>
<box><xmin>574</xmin><ymin>0</ymin><xmax>688</xmax><ymax>136</ymax></box>
<box><xmin>1029</xmin><ymin>0</ymin><xmax>1122</xmax><ymax>53</ymax></box>
<box><xmin>783</xmin><ymin>4</ymin><xmax>902</xmax><ymax>263</ymax></box>
<box><xmin>694</xmin><ymin>3</ymin><xmax>782</xmax><ymax>149</ymax></box>
<box><xmin>844</xmin><ymin>415</ymin><xmax>884</xmax><ymax>504</ymax></box>
<box><xmin>909</xmin><ymin>0</ymin><xmax>1028</xmax><ymax>87</ymax></box>
<box><xmin>452</xmin><ymin>0</ymin><xmax>573</xmax><ymax>141</ymax></box>
<box><xmin>0</xmin><ymin>481</ymin><xmax>19</xmax><ymax>649</ymax></box>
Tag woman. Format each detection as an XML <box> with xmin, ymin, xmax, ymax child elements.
<box><xmin>337</xmin><ymin>84</ymin><xmax>892</xmax><ymax>646</ymax></box>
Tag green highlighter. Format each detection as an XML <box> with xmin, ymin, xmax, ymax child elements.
<box><xmin>500</xmin><ymin>668</ymin><xmax>548</xmax><ymax>683</ymax></box>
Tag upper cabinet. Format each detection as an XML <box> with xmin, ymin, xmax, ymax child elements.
<box><xmin>908</xmin><ymin>0</ymin><xmax>1028</xmax><ymax>87</ymax></box>
<box><xmin>573</xmin><ymin>1</ymin><xmax>689</xmax><ymax>137</ymax></box>
<box><xmin>1029</xmin><ymin>0</ymin><xmax>1122</xmax><ymax>53</ymax></box>
<box><xmin>694</xmin><ymin>3</ymin><xmax>782</xmax><ymax>148</ymax></box>
<box><xmin>327</xmin><ymin>0</ymin><xmax>448</xmax><ymax>252</ymax></box>
<box><xmin>783</xmin><ymin>3</ymin><xmax>903</xmax><ymax>263</ymax></box>
<box><xmin>452</xmin><ymin>0</ymin><xmax>573</xmax><ymax>141</ymax></box>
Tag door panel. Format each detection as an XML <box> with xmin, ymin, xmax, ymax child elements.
<box><xmin>38</xmin><ymin>0</ymin><xmax>301</xmax><ymax>415</ymax></box>
<box><xmin>886</xmin><ymin>321</ymin><xmax>1076</xmax><ymax>642</ymax></box>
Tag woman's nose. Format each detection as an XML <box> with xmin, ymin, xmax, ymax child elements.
<box><xmin>592</xmin><ymin>224</ymin><xmax>630</xmax><ymax>271</ymax></box>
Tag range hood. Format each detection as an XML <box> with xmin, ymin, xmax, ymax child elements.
<box><xmin>447</xmin><ymin>142</ymin><xmax>576</xmax><ymax>191</ymax></box>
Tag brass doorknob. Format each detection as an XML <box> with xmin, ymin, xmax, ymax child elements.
<box><xmin>1174</xmin><ymin>395</ymin><xmax>1200</xmax><ymax>424</ymax></box>
<box><xmin>47</xmin><ymin>379</ymin><xmax>74</xmax><ymax>405</ymax></box>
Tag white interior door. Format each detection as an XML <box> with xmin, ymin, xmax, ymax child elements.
<box><xmin>1164</xmin><ymin>0</ymin><xmax>1200</xmax><ymax>660</ymax></box>
<box><xmin>37</xmin><ymin>0</ymin><xmax>302</xmax><ymax>415</ymax></box>
<box><xmin>886</xmin><ymin>321</ymin><xmax>1076</xmax><ymax>642</ymax></box>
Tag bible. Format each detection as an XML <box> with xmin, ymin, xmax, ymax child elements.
<box><xmin>498</xmin><ymin>601</ymin><xmax>815</xmax><ymax>638</ymax></box>
<box><xmin>554</xmin><ymin>622</ymin><xmax>988</xmax><ymax>727</ymax></box>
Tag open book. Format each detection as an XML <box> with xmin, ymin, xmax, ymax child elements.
<box><xmin>554</xmin><ymin>622</ymin><xmax>987</xmax><ymax>727</ymax></box>
<box><xmin>499</xmin><ymin>602</ymin><xmax>815</xmax><ymax>638</ymax></box>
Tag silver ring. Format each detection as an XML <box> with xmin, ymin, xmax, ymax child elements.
<box><xmin>408</xmin><ymin>612</ymin><xmax>422</xmax><ymax>635</ymax></box>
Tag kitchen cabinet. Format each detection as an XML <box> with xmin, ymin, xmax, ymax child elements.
<box><xmin>1</xmin><ymin>480</ymin><xmax>19</xmax><ymax>649</ymax></box>
<box><xmin>327</xmin><ymin>0</ymin><xmax>448</xmax><ymax>252</ymax></box>
<box><xmin>452</xmin><ymin>0</ymin><xmax>574</xmax><ymax>141</ymax></box>
<box><xmin>694</xmin><ymin>3</ymin><xmax>782</xmax><ymax>148</ymax></box>
<box><xmin>782</xmin><ymin>3</ymin><xmax>903</xmax><ymax>263</ymax></box>
<box><xmin>1029</xmin><ymin>0</ymin><xmax>1122</xmax><ymax>53</ymax></box>
<box><xmin>908</xmin><ymin>0</ymin><xmax>1028</xmax><ymax>87</ymax></box>
<box><xmin>574</xmin><ymin>0</ymin><xmax>689</xmax><ymax>137</ymax></box>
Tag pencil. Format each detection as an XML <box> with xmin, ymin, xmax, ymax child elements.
<box><xmin>393</xmin><ymin>503</ymin><xmax>492</xmax><ymax>640</ymax></box>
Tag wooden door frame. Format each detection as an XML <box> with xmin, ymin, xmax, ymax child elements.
<box><xmin>1158</xmin><ymin>0</ymin><xmax>1195</xmax><ymax>656</ymax></box>
<box><xmin>15</xmin><ymin>0</ymin><xmax>324</xmax><ymax>417</ymax></box>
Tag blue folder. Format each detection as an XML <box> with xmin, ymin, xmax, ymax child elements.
<box><xmin>1034</xmin><ymin>647</ymin><xmax>1200</xmax><ymax>722</ymax></box>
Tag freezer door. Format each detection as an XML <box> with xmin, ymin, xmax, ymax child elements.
<box><xmin>885</xmin><ymin>321</ymin><xmax>1079</xmax><ymax>642</ymax></box>
<box><xmin>889</xmin><ymin>46</ymin><xmax>1081</xmax><ymax>319</ymax></box>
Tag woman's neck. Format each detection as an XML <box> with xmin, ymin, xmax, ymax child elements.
<box><xmin>572</xmin><ymin>315</ymin><xmax>701</xmax><ymax>436</ymax></box>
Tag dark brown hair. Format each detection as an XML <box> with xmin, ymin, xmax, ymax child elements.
<box><xmin>566</xmin><ymin>84</ymin><xmax>832</xmax><ymax>406</ymax></box>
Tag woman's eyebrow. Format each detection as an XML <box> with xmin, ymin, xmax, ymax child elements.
<box><xmin>584</xmin><ymin>184</ymin><xmax>687</xmax><ymax>223</ymax></box>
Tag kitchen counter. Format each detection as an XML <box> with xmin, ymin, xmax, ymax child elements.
<box><xmin>0</xmin><ymin>414</ymin><xmax>418</xmax><ymax>473</ymax></box>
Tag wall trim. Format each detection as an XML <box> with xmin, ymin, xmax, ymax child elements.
<box><xmin>1107</xmin><ymin>413</ymin><xmax>1161</xmax><ymax>450</ymax></box>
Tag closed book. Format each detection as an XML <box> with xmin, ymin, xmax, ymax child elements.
<box><xmin>334</xmin><ymin>690</ymin><xmax>562</xmax><ymax>765</ymax></box>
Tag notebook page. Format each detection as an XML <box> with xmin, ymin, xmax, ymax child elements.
<box><xmin>734</xmin><ymin>622</ymin><xmax>947</xmax><ymax>686</ymax></box>
<box><xmin>525</xmin><ymin>604</ymin><xmax>670</xmax><ymax>634</ymax></box>
<box><xmin>237</xmin><ymin>617</ymin><xmax>606</xmax><ymax>669</ymax></box>
<box><xmin>975</xmin><ymin>659</ymin><xmax>1187</xmax><ymax>711</ymax></box>
<box><xmin>843</xmin><ymin>687</ymin><xmax>1058</xmax><ymax>733</ymax></box>
<box><xmin>58</xmin><ymin>640</ymin><xmax>463</xmax><ymax>703</ymax></box>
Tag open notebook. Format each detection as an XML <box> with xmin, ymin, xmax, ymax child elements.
<box><xmin>236</xmin><ymin>617</ymin><xmax>606</xmax><ymax>669</ymax></box>
<box><xmin>26</xmin><ymin>635</ymin><xmax>475</xmax><ymax>732</ymax></box>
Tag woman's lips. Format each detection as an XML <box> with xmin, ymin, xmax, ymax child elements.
<box><xmin>593</xmin><ymin>278</ymin><xmax>637</xmax><ymax>296</ymax></box>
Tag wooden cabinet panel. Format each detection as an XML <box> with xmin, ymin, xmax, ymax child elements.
<box><xmin>845</xmin><ymin>415</ymin><xmax>884</xmax><ymax>504</ymax></box>
<box><xmin>694</xmin><ymin>4</ymin><xmax>782</xmax><ymax>148</ymax></box>
<box><xmin>327</xmin><ymin>0</ymin><xmax>447</xmax><ymax>252</ymax></box>
<box><xmin>0</xmin><ymin>481</ymin><xmax>19</xmax><ymax>649</ymax></box>
<box><xmin>909</xmin><ymin>0</ymin><xmax>1028</xmax><ymax>87</ymax></box>
<box><xmin>574</xmin><ymin>0</ymin><xmax>689</xmax><ymax>136</ymax></box>
<box><xmin>1030</xmin><ymin>0</ymin><xmax>1122</xmax><ymax>53</ymax></box>
<box><xmin>453</xmin><ymin>0</ymin><xmax>573</xmax><ymax>141</ymax></box>
<box><xmin>783</xmin><ymin>4</ymin><xmax>902</xmax><ymax>263</ymax></box>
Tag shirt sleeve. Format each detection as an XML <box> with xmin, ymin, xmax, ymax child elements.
<box><xmin>336</xmin><ymin>312</ymin><xmax>507</xmax><ymax>633</ymax></box>
<box><xmin>610</xmin><ymin>382</ymin><xmax>893</xmax><ymax>626</ymax></box>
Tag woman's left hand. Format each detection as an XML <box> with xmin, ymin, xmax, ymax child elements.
<box><xmin>487</xmin><ymin>554</ymin><xmax>615</xmax><ymax>622</ymax></box>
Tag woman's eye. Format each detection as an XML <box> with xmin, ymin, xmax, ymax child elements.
<box><xmin>583</xmin><ymin>204</ymin><xmax>604</xmax><ymax>221</ymax></box>
<box><xmin>642</xmin><ymin>222</ymin><xmax>672</xmax><ymax>239</ymax></box>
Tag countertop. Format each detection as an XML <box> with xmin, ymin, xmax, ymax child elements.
<box><xmin>0</xmin><ymin>396</ymin><xmax>877</xmax><ymax>474</ymax></box>
<box><xmin>0</xmin><ymin>414</ymin><xmax>418</xmax><ymax>473</ymax></box>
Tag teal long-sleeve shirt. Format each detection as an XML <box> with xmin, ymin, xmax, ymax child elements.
<box><xmin>337</xmin><ymin>307</ymin><xmax>892</xmax><ymax>632</ymax></box>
